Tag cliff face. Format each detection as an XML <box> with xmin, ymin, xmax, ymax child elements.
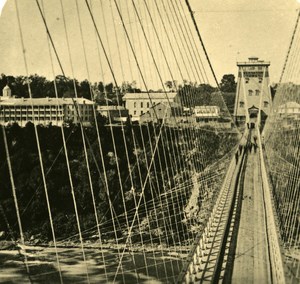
<box><xmin>0</xmin><ymin>122</ymin><xmax>238</xmax><ymax>244</ymax></box>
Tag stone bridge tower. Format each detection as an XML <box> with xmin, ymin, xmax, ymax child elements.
<box><xmin>234</xmin><ymin>57</ymin><xmax>272</xmax><ymax>128</ymax></box>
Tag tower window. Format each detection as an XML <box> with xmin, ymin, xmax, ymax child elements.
<box><xmin>239</xmin><ymin>101</ymin><xmax>244</xmax><ymax>108</ymax></box>
<box><xmin>248</xmin><ymin>90</ymin><xmax>253</xmax><ymax>96</ymax></box>
<box><xmin>255</xmin><ymin>90</ymin><xmax>260</xmax><ymax>96</ymax></box>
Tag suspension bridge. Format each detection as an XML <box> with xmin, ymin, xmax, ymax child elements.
<box><xmin>0</xmin><ymin>1</ymin><xmax>299</xmax><ymax>283</ymax></box>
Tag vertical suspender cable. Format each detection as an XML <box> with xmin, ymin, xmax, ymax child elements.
<box><xmin>14</xmin><ymin>1</ymin><xmax>63</xmax><ymax>282</ymax></box>
<box><xmin>1</xmin><ymin>125</ymin><xmax>30</xmax><ymax>277</ymax></box>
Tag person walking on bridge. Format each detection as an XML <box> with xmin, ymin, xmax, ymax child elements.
<box><xmin>235</xmin><ymin>151</ymin><xmax>239</xmax><ymax>164</ymax></box>
<box><xmin>254</xmin><ymin>143</ymin><xmax>258</xmax><ymax>153</ymax></box>
<box><xmin>249</xmin><ymin>143</ymin><xmax>253</xmax><ymax>153</ymax></box>
<box><xmin>239</xmin><ymin>144</ymin><xmax>243</xmax><ymax>154</ymax></box>
<box><xmin>253</xmin><ymin>135</ymin><xmax>257</xmax><ymax>144</ymax></box>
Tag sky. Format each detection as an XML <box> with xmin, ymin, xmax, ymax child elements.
<box><xmin>193</xmin><ymin>0</ymin><xmax>300</xmax><ymax>84</ymax></box>
<box><xmin>0</xmin><ymin>0</ymin><xmax>299</xmax><ymax>88</ymax></box>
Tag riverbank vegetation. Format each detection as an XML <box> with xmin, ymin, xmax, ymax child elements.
<box><xmin>0</xmin><ymin>122</ymin><xmax>238</xmax><ymax>244</ymax></box>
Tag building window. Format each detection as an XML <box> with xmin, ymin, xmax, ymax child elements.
<box><xmin>134</xmin><ymin>110</ymin><xmax>137</xmax><ymax>115</ymax></box>
<box><xmin>141</xmin><ymin>110</ymin><xmax>143</xmax><ymax>115</ymax></box>
<box><xmin>141</xmin><ymin>102</ymin><xmax>143</xmax><ymax>108</ymax></box>
<box><xmin>255</xmin><ymin>90</ymin><xmax>260</xmax><ymax>96</ymax></box>
<box><xmin>239</xmin><ymin>101</ymin><xmax>244</xmax><ymax>108</ymax></box>
<box><xmin>245</xmin><ymin>78</ymin><xmax>249</xmax><ymax>83</ymax></box>
<box><xmin>134</xmin><ymin>102</ymin><xmax>136</xmax><ymax>108</ymax></box>
<box><xmin>264</xmin><ymin>101</ymin><xmax>269</xmax><ymax>108</ymax></box>
<box><xmin>147</xmin><ymin>102</ymin><xmax>149</xmax><ymax>108</ymax></box>
<box><xmin>258</xmin><ymin>78</ymin><xmax>262</xmax><ymax>83</ymax></box>
<box><xmin>248</xmin><ymin>90</ymin><xmax>253</xmax><ymax>96</ymax></box>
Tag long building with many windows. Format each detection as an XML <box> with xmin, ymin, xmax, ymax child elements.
<box><xmin>0</xmin><ymin>85</ymin><xmax>94</xmax><ymax>126</ymax></box>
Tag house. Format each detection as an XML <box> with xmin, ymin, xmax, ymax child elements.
<box><xmin>139</xmin><ymin>101</ymin><xmax>183</xmax><ymax>124</ymax></box>
<box><xmin>122</xmin><ymin>92</ymin><xmax>178</xmax><ymax>121</ymax></box>
<box><xmin>194</xmin><ymin>105</ymin><xmax>232</xmax><ymax>128</ymax></box>
<box><xmin>277</xmin><ymin>101</ymin><xmax>300</xmax><ymax>117</ymax></box>
<box><xmin>97</xmin><ymin>105</ymin><xmax>129</xmax><ymax>122</ymax></box>
<box><xmin>275</xmin><ymin>101</ymin><xmax>300</xmax><ymax>128</ymax></box>
<box><xmin>0</xmin><ymin>85</ymin><xmax>94</xmax><ymax>126</ymax></box>
<box><xmin>194</xmin><ymin>105</ymin><xmax>220</xmax><ymax>122</ymax></box>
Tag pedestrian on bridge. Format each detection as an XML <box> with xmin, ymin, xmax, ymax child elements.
<box><xmin>239</xmin><ymin>144</ymin><xmax>243</xmax><ymax>154</ymax></box>
<box><xmin>254</xmin><ymin>143</ymin><xmax>258</xmax><ymax>153</ymax></box>
<box><xmin>253</xmin><ymin>135</ymin><xmax>257</xmax><ymax>144</ymax></box>
<box><xmin>249</xmin><ymin>143</ymin><xmax>253</xmax><ymax>153</ymax></box>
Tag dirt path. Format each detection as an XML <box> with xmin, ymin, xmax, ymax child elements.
<box><xmin>231</xmin><ymin>149</ymin><xmax>271</xmax><ymax>283</ymax></box>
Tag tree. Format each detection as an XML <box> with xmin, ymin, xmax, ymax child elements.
<box><xmin>78</xmin><ymin>79</ymin><xmax>92</xmax><ymax>99</ymax></box>
<box><xmin>120</xmin><ymin>81</ymin><xmax>141</xmax><ymax>94</ymax></box>
<box><xmin>164</xmin><ymin>80</ymin><xmax>178</xmax><ymax>92</ymax></box>
<box><xmin>105</xmin><ymin>82</ymin><xmax>114</xmax><ymax>94</ymax></box>
<box><xmin>220</xmin><ymin>74</ymin><xmax>237</xmax><ymax>92</ymax></box>
<box><xmin>177</xmin><ymin>82</ymin><xmax>216</xmax><ymax>107</ymax></box>
<box><xmin>198</xmin><ymin>83</ymin><xmax>216</xmax><ymax>94</ymax></box>
<box><xmin>27</xmin><ymin>74</ymin><xmax>49</xmax><ymax>98</ymax></box>
<box><xmin>165</xmin><ymin>80</ymin><xmax>173</xmax><ymax>91</ymax></box>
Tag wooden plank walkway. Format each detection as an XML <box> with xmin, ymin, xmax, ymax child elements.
<box><xmin>231</xmin><ymin>147</ymin><xmax>271</xmax><ymax>283</ymax></box>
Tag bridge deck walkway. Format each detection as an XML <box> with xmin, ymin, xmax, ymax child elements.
<box><xmin>231</xmin><ymin>145</ymin><xmax>271</xmax><ymax>283</ymax></box>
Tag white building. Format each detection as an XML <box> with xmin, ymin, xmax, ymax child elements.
<box><xmin>139</xmin><ymin>102</ymin><xmax>182</xmax><ymax>124</ymax></box>
<box><xmin>194</xmin><ymin>105</ymin><xmax>220</xmax><ymax>120</ymax></box>
<box><xmin>234</xmin><ymin>57</ymin><xmax>272</xmax><ymax>127</ymax></box>
<box><xmin>97</xmin><ymin>105</ymin><xmax>129</xmax><ymax>122</ymax></box>
<box><xmin>0</xmin><ymin>85</ymin><xmax>94</xmax><ymax>126</ymax></box>
<box><xmin>193</xmin><ymin>105</ymin><xmax>232</xmax><ymax>128</ymax></box>
<box><xmin>122</xmin><ymin>92</ymin><xmax>178</xmax><ymax>121</ymax></box>
<box><xmin>276</xmin><ymin>101</ymin><xmax>300</xmax><ymax>128</ymax></box>
<box><xmin>277</xmin><ymin>101</ymin><xmax>300</xmax><ymax>117</ymax></box>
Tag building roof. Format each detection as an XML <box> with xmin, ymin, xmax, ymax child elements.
<box><xmin>140</xmin><ymin>101</ymin><xmax>181</xmax><ymax>117</ymax></box>
<box><xmin>194</xmin><ymin>105</ymin><xmax>220</xmax><ymax>110</ymax></box>
<box><xmin>248</xmin><ymin>105</ymin><xmax>259</xmax><ymax>110</ymax></box>
<box><xmin>237</xmin><ymin>57</ymin><xmax>270</xmax><ymax>66</ymax></box>
<box><xmin>123</xmin><ymin>92</ymin><xmax>177</xmax><ymax>100</ymax></box>
<box><xmin>0</xmin><ymin>97</ymin><xmax>94</xmax><ymax>106</ymax></box>
<box><xmin>3</xmin><ymin>85</ymin><xmax>11</xmax><ymax>91</ymax></box>
<box><xmin>97</xmin><ymin>105</ymin><xmax>126</xmax><ymax>111</ymax></box>
<box><xmin>158</xmin><ymin>101</ymin><xmax>181</xmax><ymax>108</ymax></box>
<box><xmin>194</xmin><ymin>105</ymin><xmax>220</xmax><ymax>117</ymax></box>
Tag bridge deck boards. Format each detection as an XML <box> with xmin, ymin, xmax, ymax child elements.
<box><xmin>231</xmin><ymin>149</ymin><xmax>271</xmax><ymax>283</ymax></box>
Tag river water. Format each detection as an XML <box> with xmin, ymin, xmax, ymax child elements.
<box><xmin>0</xmin><ymin>245</ymin><xmax>184</xmax><ymax>283</ymax></box>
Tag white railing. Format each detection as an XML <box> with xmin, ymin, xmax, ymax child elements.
<box><xmin>257</xmin><ymin>126</ymin><xmax>286</xmax><ymax>284</ymax></box>
<box><xmin>178</xmin><ymin>147</ymin><xmax>241</xmax><ymax>283</ymax></box>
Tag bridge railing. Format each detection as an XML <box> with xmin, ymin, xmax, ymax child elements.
<box><xmin>257</xmin><ymin>126</ymin><xmax>286</xmax><ymax>284</ymax></box>
<box><xmin>177</xmin><ymin>145</ymin><xmax>244</xmax><ymax>283</ymax></box>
